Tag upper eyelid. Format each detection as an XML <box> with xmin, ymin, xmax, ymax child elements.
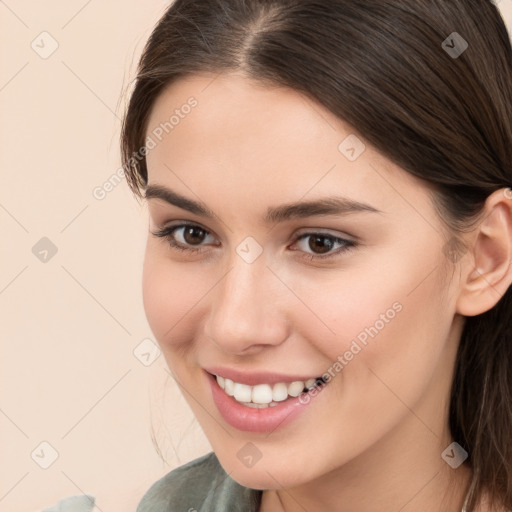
<box><xmin>156</xmin><ymin>222</ymin><xmax>354</xmax><ymax>246</ymax></box>
<box><xmin>156</xmin><ymin>221</ymin><xmax>353</xmax><ymax>237</ymax></box>
<box><xmin>156</xmin><ymin>221</ymin><xmax>217</xmax><ymax>239</ymax></box>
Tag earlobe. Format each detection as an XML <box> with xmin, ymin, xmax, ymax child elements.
<box><xmin>456</xmin><ymin>188</ymin><xmax>512</xmax><ymax>317</ymax></box>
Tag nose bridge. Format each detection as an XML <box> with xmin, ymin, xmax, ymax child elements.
<box><xmin>204</xmin><ymin>249</ymin><xmax>284</xmax><ymax>352</ymax></box>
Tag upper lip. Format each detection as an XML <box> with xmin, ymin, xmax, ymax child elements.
<box><xmin>203</xmin><ymin>366</ymin><xmax>322</xmax><ymax>386</ymax></box>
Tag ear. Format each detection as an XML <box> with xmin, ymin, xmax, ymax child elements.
<box><xmin>456</xmin><ymin>188</ymin><xmax>512</xmax><ymax>317</ymax></box>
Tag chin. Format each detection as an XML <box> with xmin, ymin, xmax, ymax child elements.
<box><xmin>229</xmin><ymin>466</ymin><xmax>301</xmax><ymax>490</ymax></box>
<box><xmin>216</xmin><ymin>449</ymin><xmax>320</xmax><ymax>490</ymax></box>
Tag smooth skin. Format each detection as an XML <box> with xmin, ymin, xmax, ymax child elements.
<box><xmin>141</xmin><ymin>72</ymin><xmax>512</xmax><ymax>512</ymax></box>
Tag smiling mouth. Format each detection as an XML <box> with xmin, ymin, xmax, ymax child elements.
<box><xmin>211</xmin><ymin>373</ymin><xmax>327</xmax><ymax>408</ymax></box>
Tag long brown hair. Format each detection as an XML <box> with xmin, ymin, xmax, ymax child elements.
<box><xmin>120</xmin><ymin>1</ymin><xmax>512</xmax><ymax>510</ymax></box>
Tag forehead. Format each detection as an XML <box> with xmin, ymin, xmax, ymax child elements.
<box><xmin>146</xmin><ymin>72</ymin><xmax>341</xmax><ymax>162</ymax></box>
<box><xmin>144</xmin><ymin>72</ymin><xmax>436</xmax><ymax>224</ymax></box>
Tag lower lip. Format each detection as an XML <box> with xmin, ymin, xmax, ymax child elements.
<box><xmin>206</xmin><ymin>371</ymin><xmax>319</xmax><ymax>433</ymax></box>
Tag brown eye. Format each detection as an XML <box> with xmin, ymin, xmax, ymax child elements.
<box><xmin>183</xmin><ymin>226</ymin><xmax>207</xmax><ymax>245</ymax></box>
<box><xmin>292</xmin><ymin>232</ymin><xmax>356</xmax><ymax>260</ymax></box>
<box><xmin>151</xmin><ymin>223</ymin><xmax>217</xmax><ymax>253</ymax></box>
<box><xmin>308</xmin><ymin>235</ymin><xmax>335</xmax><ymax>254</ymax></box>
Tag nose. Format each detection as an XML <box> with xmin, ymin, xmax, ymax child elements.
<box><xmin>203</xmin><ymin>253</ymin><xmax>289</xmax><ymax>355</ymax></box>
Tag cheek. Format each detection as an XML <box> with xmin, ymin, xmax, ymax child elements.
<box><xmin>288</xmin><ymin>253</ymin><xmax>453</xmax><ymax>393</ymax></box>
<box><xmin>284</xmin><ymin>267</ymin><xmax>405</xmax><ymax>364</ymax></box>
<box><xmin>142</xmin><ymin>246</ymin><xmax>204</xmax><ymax>347</ymax></box>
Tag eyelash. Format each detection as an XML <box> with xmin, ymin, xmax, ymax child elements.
<box><xmin>151</xmin><ymin>222</ymin><xmax>357</xmax><ymax>261</ymax></box>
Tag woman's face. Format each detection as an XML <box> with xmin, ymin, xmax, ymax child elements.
<box><xmin>142</xmin><ymin>72</ymin><xmax>464</xmax><ymax>489</ymax></box>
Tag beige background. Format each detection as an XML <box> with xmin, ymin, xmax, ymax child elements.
<box><xmin>1</xmin><ymin>1</ymin><xmax>511</xmax><ymax>511</ymax></box>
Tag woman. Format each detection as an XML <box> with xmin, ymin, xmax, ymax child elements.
<box><xmin>121</xmin><ymin>1</ymin><xmax>512</xmax><ymax>511</ymax></box>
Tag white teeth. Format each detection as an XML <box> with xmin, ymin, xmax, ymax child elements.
<box><xmin>214</xmin><ymin>374</ymin><xmax>325</xmax><ymax>405</ymax></box>
<box><xmin>252</xmin><ymin>384</ymin><xmax>273</xmax><ymax>404</ymax></box>
<box><xmin>272</xmin><ymin>382</ymin><xmax>288</xmax><ymax>402</ymax></box>
<box><xmin>305</xmin><ymin>378</ymin><xmax>317</xmax><ymax>390</ymax></box>
<box><xmin>237</xmin><ymin>401</ymin><xmax>280</xmax><ymax>408</ymax></box>
<box><xmin>287</xmin><ymin>381</ymin><xmax>305</xmax><ymax>397</ymax></box>
<box><xmin>243</xmin><ymin>402</ymin><xmax>270</xmax><ymax>408</ymax></box>
<box><xmin>224</xmin><ymin>378</ymin><xmax>235</xmax><ymax>396</ymax></box>
<box><xmin>233</xmin><ymin>383</ymin><xmax>252</xmax><ymax>402</ymax></box>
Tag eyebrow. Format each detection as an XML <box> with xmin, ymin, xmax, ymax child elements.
<box><xmin>144</xmin><ymin>184</ymin><xmax>382</xmax><ymax>223</ymax></box>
